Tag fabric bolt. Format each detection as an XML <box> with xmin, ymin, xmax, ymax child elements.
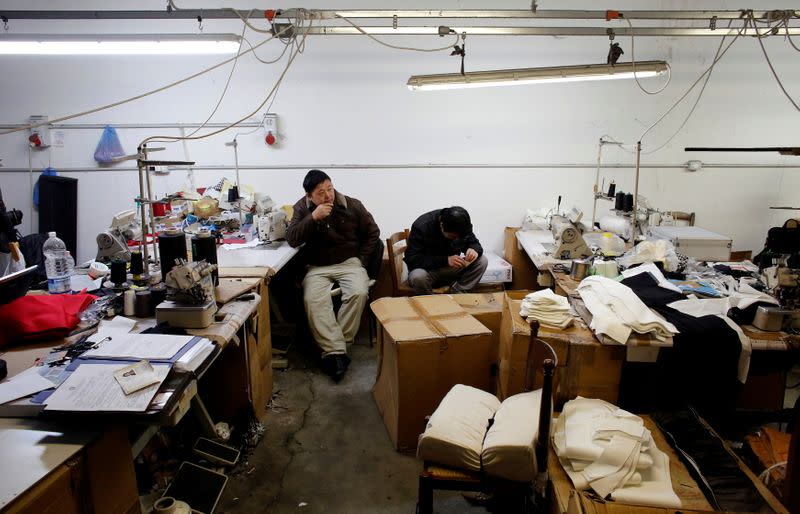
<box><xmin>407</xmin><ymin>254</ymin><xmax>488</xmax><ymax>294</ymax></box>
<box><xmin>0</xmin><ymin>293</ymin><xmax>96</xmax><ymax>346</ymax></box>
<box><xmin>302</xmin><ymin>257</ymin><xmax>369</xmax><ymax>356</ymax></box>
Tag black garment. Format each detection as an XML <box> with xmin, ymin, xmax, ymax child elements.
<box><xmin>620</xmin><ymin>272</ymin><xmax>742</xmax><ymax>414</ymax></box>
<box><xmin>404</xmin><ymin>209</ymin><xmax>483</xmax><ymax>271</ymax></box>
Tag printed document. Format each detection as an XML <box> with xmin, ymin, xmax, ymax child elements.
<box><xmin>44</xmin><ymin>362</ymin><xmax>170</xmax><ymax>412</ymax></box>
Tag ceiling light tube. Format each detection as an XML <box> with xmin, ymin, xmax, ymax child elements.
<box><xmin>407</xmin><ymin>61</ymin><xmax>668</xmax><ymax>91</ymax></box>
<box><xmin>0</xmin><ymin>34</ymin><xmax>241</xmax><ymax>55</ymax></box>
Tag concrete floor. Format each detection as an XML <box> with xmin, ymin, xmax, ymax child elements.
<box><xmin>216</xmin><ymin>336</ymin><xmax>489</xmax><ymax>514</ymax></box>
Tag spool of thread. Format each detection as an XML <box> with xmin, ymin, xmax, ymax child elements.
<box><xmin>135</xmin><ymin>289</ymin><xmax>153</xmax><ymax>317</ymax></box>
<box><xmin>150</xmin><ymin>283</ymin><xmax>167</xmax><ymax>307</ymax></box>
<box><xmin>228</xmin><ymin>186</ymin><xmax>240</xmax><ymax>202</ymax></box>
<box><xmin>110</xmin><ymin>259</ymin><xmax>127</xmax><ymax>286</ymax></box>
<box><xmin>152</xmin><ymin>201</ymin><xmax>171</xmax><ymax>217</ymax></box>
<box><xmin>192</xmin><ymin>231</ymin><xmax>218</xmax><ymax>286</ymax></box>
<box><xmin>158</xmin><ymin>229</ymin><xmax>187</xmax><ymax>281</ymax></box>
<box><xmin>607</xmin><ymin>181</ymin><xmax>616</xmax><ymax>198</ymax></box>
<box><xmin>614</xmin><ymin>191</ymin><xmax>625</xmax><ymax>211</ymax></box>
<box><xmin>123</xmin><ymin>289</ymin><xmax>136</xmax><ymax>316</ymax></box>
<box><xmin>130</xmin><ymin>250</ymin><xmax>144</xmax><ymax>278</ymax></box>
<box><xmin>623</xmin><ymin>193</ymin><xmax>634</xmax><ymax>212</ymax></box>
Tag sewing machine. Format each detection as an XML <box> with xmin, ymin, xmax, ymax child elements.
<box><xmin>255</xmin><ymin>211</ymin><xmax>288</xmax><ymax>242</ymax></box>
<box><xmin>96</xmin><ymin>210</ymin><xmax>142</xmax><ymax>262</ymax></box>
<box><xmin>549</xmin><ymin>214</ymin><xmax>591</xmax><ymax>260</ymax></box>
<box><xmin>155</xmin><ymin>260</ymin><xmax>218</xmax><ymax>328</ymax></box>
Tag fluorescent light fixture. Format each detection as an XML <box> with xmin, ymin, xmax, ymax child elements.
<box><xmin>0</xmin><ymin>34</ymin><xmax>241</xmax><ymax>55</ymax></box>
<box><xmin>407</xmin><ymin>61</ymin><xmax>668</xmax><ymax>91</ymax></box>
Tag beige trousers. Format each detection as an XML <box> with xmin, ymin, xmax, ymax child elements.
<box><xmin>303</xmin><ymin>257</ymin><xmax>369</xmax><ymax>356</ymax></box>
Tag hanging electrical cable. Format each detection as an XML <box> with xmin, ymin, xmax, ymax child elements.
<box><xmin>138</xmin><ymin>10</ymin><xmax>313</xmax><ymax>148</ymax></box>
<box><xmin>334</xmin><ymin>14</ymin><xmax>459</xmax><ymax>52</ymax></box>
<box><xmin>747</xmin><ymin>11</ymin><xmax>800</xmax><ymax>112</ymax></box>
<box><xmin>0</xmin><ymin>25</ymin><xmax>292</xmax><ymax>137</ymax></box>
<box><xmin>623</xmin><ymin>18</ymin><xmax>671</xmax><ymax>95</ymax></box>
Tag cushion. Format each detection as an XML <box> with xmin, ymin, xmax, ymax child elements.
<box><xmin>417</xmin><ymin>384</ymin><xmax>500</xmax><ymax>472</ymax></box>
<box><xmin>482</xmin><ymin>389</ymin><xmax>543</xmax><ymax>482</ymax></box>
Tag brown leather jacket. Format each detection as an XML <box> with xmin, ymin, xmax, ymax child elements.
<box><xmin>287</xmin><ymin>191</ymin><xmax>380</xmax><ymax>268</ymax></box>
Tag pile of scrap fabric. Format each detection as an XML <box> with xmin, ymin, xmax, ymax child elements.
<box><xmin>518</xmin><ymin>289</ymin><xmax>573</xmax><ymax>329</ymax></box>
<box><xmin>552</xmin><ymin>397</ymin><xmax>681</xmax><ymax>508</ymax></box>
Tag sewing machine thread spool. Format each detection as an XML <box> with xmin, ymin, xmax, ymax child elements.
<box><xmin>158</xmin><ymin>229</ymin><xmax>187</xmax><ymax>281</ymax></box>
<box><xmin>130</xmin><ymin>250</ymin><xmax>143</xmax><ymax>278</ymax></box>
<box><xmin>607</xmin><ymin>181</ymin><xmax>616</xmax><ymax>198</ymax></box>
<box><xmin>623</xmin><ymin>193</ymin><xmax>634</xmax><ymax>212</ymax></box>
<box><xmin>150</xmin><ymin>282</ymin><xmax>167</xmax><ymax>307</ymax></box>
<box><xmin>135</xmin><ymin>289</ymin><xmax>153</xmax><ymax>317</ymax></box>
<box><xmin>614</xmin><ymin>192</ymin><xmax>625</xmax><ymax>211</ymax></box>
<box><xmin>123</xmin><ymin>289</ymin><xmax>136</xmax><ymax>316</ymax></box>
<box><xmin>192</xmin><ymin>231</ymin><xmax>218</xmax><ymax>286</ymax></box>
<box><xmin>110</xmin><ymin>259</ymin><xmax>127</xmax><ymax>286</ymax></box>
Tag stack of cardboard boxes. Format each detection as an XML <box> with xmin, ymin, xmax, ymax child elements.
<box><xmin>371</xmin><ymin>291</ymin><xmax>625</xmax><ymax>451</ymax></box>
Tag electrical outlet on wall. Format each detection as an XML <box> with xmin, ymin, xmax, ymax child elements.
<box><xmin>263</xmin><ymin>113</ymin><xmax>279</xmax><ymax>147</ymax></box>
<box><xmin>28</xmin><ymin>115</ymin><xmax>50</xmax><ymax>149</ymax></box>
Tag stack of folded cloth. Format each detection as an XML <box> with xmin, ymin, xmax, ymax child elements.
<box><xmin>553</xmin><ymin>397</ymin><xmax>681</xmax><ymax>508</ymax></box>
<box><xmin>519</xmin><ymin>289</ymin><xmax>573</xmax><ymax>329</ymax></box>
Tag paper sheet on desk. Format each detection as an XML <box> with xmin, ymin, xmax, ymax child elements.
<box><xmin>82</xmin><ymin>333</ymin><xmax>192</xmax><ymax>360</ymax></box>
<box><xmin>44</xmin><ymin>362</ymin><xmax>170</xmax><ymax>411</ymax></box>
<box><xmin>0</xmin><ymin>367</ymin><xmax>54</xmax><ymax>405</ymax></box>
<box><xmin>96</xmin><ymin>316</ymin><xmax>136</xmax><ymax>336</ymax></box>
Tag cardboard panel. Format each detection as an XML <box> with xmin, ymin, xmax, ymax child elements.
<box><xmin>371</xmin><ymin>297</ymin><xmax>419</xmax><ymax>322</ymax></box>
<box><xmin>383</xmin><ymin>319</ymin><xmax>441</xmax><ymax>342</ymax></box>
<box><xmin>431</xmin><ymin>315</ymin><xmax>491</xmax><ymax>338</ymax></box>
<box><xmin>411</xmin><ymin>295</ymin><xmax>466</xmax><ymax>318</ymax></box>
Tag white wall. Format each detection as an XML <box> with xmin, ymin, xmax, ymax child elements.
<box><xmin>1</xmin><ymin>0</ymin><xmax>799</xmax><ymax>262</ymax></box>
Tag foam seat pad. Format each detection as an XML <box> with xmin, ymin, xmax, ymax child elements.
<box><xmin>482</xmin><ymin>389</ymin><xmax>543</xmax><ymax>482</ymax></box>
<box><xmin>417</xmin><ymin>384</ymin><xmax>500</xmax><ymax>472</ymax></box>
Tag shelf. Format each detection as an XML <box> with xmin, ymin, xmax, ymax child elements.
<box><xmin>594</xmin><ymin>193</ymin><xmax>615</xmax><ymax>201</ymax></box>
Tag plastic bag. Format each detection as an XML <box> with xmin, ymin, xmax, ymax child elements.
<box><xmin>93</xmin><ymin>125</ymin><xmax>125</xmax><ymax>164</ymax></box>
<box><xmin>618</xmin><ymin>239</ymin><xmax>679</xmax><ymax>272</ymax></box>
<box><xmin>32</xmin><ymin>167</ymin><xmax>57</xmax><ymax>207</ymax></box>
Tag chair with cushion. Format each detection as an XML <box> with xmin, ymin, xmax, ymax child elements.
<box><xmin>416</xmin><ymin>320</ymin><xmax>557</xmax><ymax>514</ymax></box>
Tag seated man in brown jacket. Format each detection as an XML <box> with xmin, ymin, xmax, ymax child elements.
<box><xmin>287</xmin><ymin>170</ymin><xmax>380</xmax><ymax>382</ymax></box>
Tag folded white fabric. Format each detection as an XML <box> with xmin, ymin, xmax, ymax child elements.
<box><xmin>482</xmin><ymin>390</ymin><xmax>543</xmax><ymax>482</ymax></box>
<box><xmin>520</xmin><ymin>289</ymin><xmax>573</xmax><ymax>329</ymax></box>
<box><xmin>417</xmin><ymin>384</ymin><xmax>500</xmax><ymax>472</ymax></box>
<box><xmin>577</xmin><ymin>276</ymin><xmax>679</xmax><ymax>344</ymax></box>
<box><xmin>552</xmin><ymin>397</ymin><xmax>681</xmax><ymax>508</ymax></box>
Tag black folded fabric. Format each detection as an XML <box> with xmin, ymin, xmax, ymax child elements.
<box><xmin>653</xmin><ymin>409</ymin><xmax>768</xmax><ymax>512</ymax></box>
<box><xmin>620</xmin><ymin>272</ymin><xmax>742</xmax><ymax>414</ymax></box>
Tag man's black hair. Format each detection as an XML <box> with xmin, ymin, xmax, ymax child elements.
<box><xmin>303</xmin><ymin>169</ymin><xmax>331</xmax><ymax>194</ymax></box>
<box><xmin>440</xmin><ymin>206</ymin><xmax>472</xmax><ymax>237</ymax></box>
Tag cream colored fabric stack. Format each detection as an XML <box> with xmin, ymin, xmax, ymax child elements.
<box><xmin>519</xmin><ymin>289</ymin><xmax>573</xmax><ymax>329</ymax></box>
<box><xmin>552</xmin><ymin>397</ymin><xmax>681</xmax><ymax>508</ymax></box>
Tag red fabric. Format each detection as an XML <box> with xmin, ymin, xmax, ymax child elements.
<box><xmin>0</xmin><ymin>294</ymin><xmax>96</xmax><ymax>347</ymax></box>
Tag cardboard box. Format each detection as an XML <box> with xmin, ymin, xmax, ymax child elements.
<box><xmin>371</xmin><ymin>295</ymin><xmax>493</xmax><ymax>451</ymax></box>
<box><xmin>504</xmin><ymin>226</ymin><xmax>541</xmax><ymax>290</ymax></box>
<box><xmin>451</xmin><ymin>292</ymin><xmax>505</xmax><ymax>366</ymax></box>
<box><xmin>498</xmin><ymin>292</ymin><xmax>624</xmax><ymax>405</ymax></box>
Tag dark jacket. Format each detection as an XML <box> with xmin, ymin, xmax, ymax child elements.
<box><xmin>404</xmin><ymin>209</ymin><xmax>483</xmax><ymax>271</ymax></box>
<box><xmin>286</xmin><ymin>191</ymin><xmax>380</xmax><ymax>268</ymax></box>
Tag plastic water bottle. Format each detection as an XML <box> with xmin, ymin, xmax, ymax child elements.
<box><xmin>43</xmin><ymin>232</ymin><xmax>74</xmax><ymax>293</ymax></box>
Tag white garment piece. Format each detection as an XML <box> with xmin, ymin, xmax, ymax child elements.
<box><xmin>553</xmin><ymin>398</ymin><xmax>681</xmax><ymax>508</ymax></box>
<box><xmin>520</xmin><ymin>289</ymin><xmax>573</xmax><ymax>329</ymax></box>
<box><xmin>577</xmin><ymin>276</ymin><xmax>679</xmax><ymax>344</ymax></box>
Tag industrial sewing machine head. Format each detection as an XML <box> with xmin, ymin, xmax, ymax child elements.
<box><xmin>550</xmin><ymin>208</ymin><xmax>591</xmax><ymax>260</ymax></box>
<box><xmin>156</xmin><ymin>260</ymin><xmax>218</xmax><ymax>328</ymax></box>
<box><xmin>255</xmin><ymin>211</ymin><xmax>288</xmax><ymax>242</ymax></box>
<box><xmin>96</xmin><ymin>210</ymin><xmax>142</xmax><ymax>262</ymax></box>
